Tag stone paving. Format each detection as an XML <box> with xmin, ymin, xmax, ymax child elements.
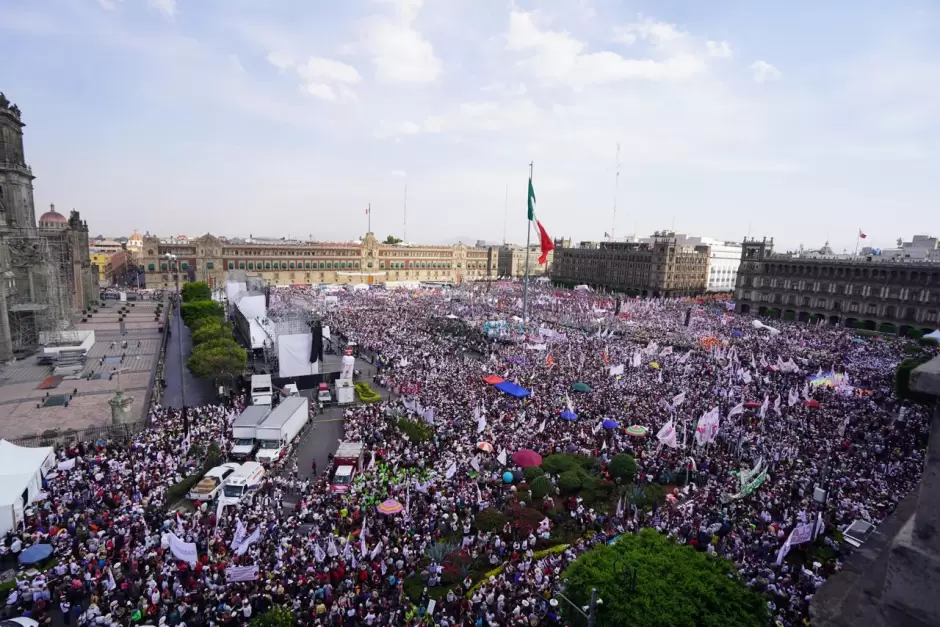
<box><xmin>0</xmin><ymin>298</ymin><xmax>166</xmax><ymax>440</ymax></box>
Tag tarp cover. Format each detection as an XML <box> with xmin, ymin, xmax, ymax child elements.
<box><xmin>925</xmin><ymin>329</ymin><xmax>940</xmax><ymax>340</ymax></box>
<box><xmin>493</xmin><ymin>381</ymin><xmax>530</xmax><ymax>398</ymax></box>
<box><xmin>0</xmin><ymin>440</ymin><xmax>55</xmax><ymax>536</ymax></box>
<box><xmin>482</xmin><ymin>375</ymin><xmax>505</xmax><ymax>385</ymax></box>
<box><xmin>278</xmin><ymin>333</ymin><xmax>318</xmax><ymax>378</ymax></box>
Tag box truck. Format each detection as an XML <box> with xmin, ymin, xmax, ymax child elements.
<box><xmin>329</xmin><ymin>441</ymin><xmax>365</xmax><ymax>493</ymax></box>
<box><xmin>230</xmin><ymin>406</ymin><xmax>272</xmax><ymax>460</ymax></box>
<box><xmin>255</xmin><ymin>396</ymin><xmax>309</xmax><ymax>464</ymax></box>
<box><xmin>251</xmin><ymin>374</ymin><xmax>273</xmax><ymax>406</ymax></box>
<box><xmin>335</xmin><ymin>378</ymin><xmax>355</xmax><ymax>405</ymax></box>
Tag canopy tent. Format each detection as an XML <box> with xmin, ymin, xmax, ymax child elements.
<box><xmin>493</xmin><ymin>381</ymin><xmax>531</xmax><ymax>398</ymax></box>
<box><xmin>570</xmin><ymin>382</ymin><xmax>591</xmax><ymax>393</ymax></box>
<box><xmin>482</xmin><ymin>375</ymin><xmax>505</xmax><ymax>385</ymax></box>
<box><xmin>925</xmin><ymin>330</ymin><xmax>940</xmax><ymax>340</ymax></box>
<box><xmin>0</xmin><ymin>440</ymin><xmax>55</xmax><ymax>537</ymax></box>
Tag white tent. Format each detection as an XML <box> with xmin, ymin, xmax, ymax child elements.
<box><xmin>0</xmin><ymin>440</ymin><xmax>55</xmax><ymax>536</ymax></box>
<box><xmin>925</xmin><ymin>330</ymin><xmax>940</xmax><ymax>341</ymax></box>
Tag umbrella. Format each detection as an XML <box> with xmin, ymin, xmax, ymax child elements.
<box><xmin>571</xmin><ymin>382</ymin><xmax>591</xmax><ymax>393</ymax></box>
<box><xmin>731</xmin><ymin>330</ymin><xmax>743</xmax><ymax>337</ymax></box>
<box><xmin>744</xmin><ymin>402</ymin><xmax>762</xmax><ymax>408</ymax></box>
<box><xmin>18</xmin><ymin>543</ymin><xmax>54</xmax><ymax>565</ymax></box>
<box><xmin>649</xmin><ymin>362</ymin><xmax>660</xmax><ymax>369</ymax></box>
<box><xmin>476</xmin><ymin>441</ymin><xmax>494</xmax><ymax>453</ymax></box>
<box><xmin>376</xmin><ymin>499</ymin><xmax>404</xmax><ymax>515</ymax></box>
<box><xmin>625</xmin><ymin>425</ymin><xmax>648</xmax><ymax>437</ymax></box>
<box><xmin>804</xmin><ymin>399</ymin><xmax>820</xmax><ymax>408</ymax></box>
<box><xmin>560</xmin><ymin>410</ymin><xmax>578</xmax><ymax>421</ymax></box>
<box><xmin>512</xmin><ymin>449</ymin><xmax>542</xmax><ymax>468</ymax></box>
<box><xmin>602</xmin><ymin>419</ymin><xmax>619</xmax><ymax>430</ymax></box>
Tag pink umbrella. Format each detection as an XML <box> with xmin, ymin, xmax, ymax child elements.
<box><xmin>512</xmin><ymin>449</ymin><xmax>542</xmax><ymax>468</ymax></box>
<box><xmin>377</xmin><ymin>499</ymin><xmax>404</xmax><ymax>515</ymax></box>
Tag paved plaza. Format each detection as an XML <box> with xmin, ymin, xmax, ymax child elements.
<box><xmin>0</xmin><ymin>297</ymin><xmax>166</xmax><ymax>440</ymax></box>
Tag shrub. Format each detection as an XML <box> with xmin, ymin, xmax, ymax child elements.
<box><xmin>475</xmin><ymin>509</ymin><xmax>507</xmax><ymax>533</ymax></box>
<box><xmin>517</xmin><ymin>490</ymin><xmax>531</xmax><ymax>503</ymax></box>
<box><xmin>558</xmin><ymin>468</ymin><xmax>586</xmax><ymax>494</ymax></box>
<box><xmin>250</xmin><ymin>605</ymin><xmax>295</xmax><ymax>627</ymax></box>
<box><xmin>906</xmin><ymin>328</ymin><xmax>925</xmax><ymax>340</ymax></box>
<box><xmin>608</xmin><ymin>453</ymin><xmax>638</xmax><ymax>483</ymax></box>
<box><xmin>524</xmin><ymin>466</ymin><xmax>545</xmax><ymax>482</ymax></box>
<box><xmin>355</xmin><ymin>382</ymin><xmax>382</xmax><ymax>403</ymax></box>
<box><xmin>903</xmin><ymin>344</ymin><xmax>924</xmax><ymax>355</ymax></box>
<box><xmin>506</xmin><ymin>505</ymin><xmax>545</xmax><ymax>534</ymax></box>
<box><xmin>542</xmin><ymin>453</ymin><xmax>595</xmax><ymax>476</ymax></box>
<box><xmin>596</xmin><ymin>479</ymin><xmax>615</xmax><ymax>496</ymax></box>
<box><xmin>396</xmin><ymin>416</ymin><xmax>433</xmax><ymax>443</ymax></box>
<box><xmin>920</xmin><ymin>337</ymin><xmax>939</xmax><ymax>347</ymax></box>
<box><xmin>530</xmin><ymin>475</ymin><xmax>554</xmax><ymax>500</ymax></box>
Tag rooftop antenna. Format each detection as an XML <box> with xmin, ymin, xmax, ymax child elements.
<box><xmin>503</xmin><ymin>184</ymin><xmax>508</xmax><ymax>245</ymax></box>
<box><xmin>611</xmin><ymin>143</ymin><xmax>620</xmax><ymax>240</ymax></box>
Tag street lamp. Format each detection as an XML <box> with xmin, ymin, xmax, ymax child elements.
<box><xmin>553</xmin><ymin>582</ymin><xmax>602</xmax><ymax>627</ymax></box>
<box><xmin>165</xmin><ymin>253</ymin><xmax>188</xmax><ymax>433</ymax></box>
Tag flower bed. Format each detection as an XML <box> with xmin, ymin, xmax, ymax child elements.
<box><xmin>354</xmin><ymin>382</ymin><xmax>382</xmax><ymax>403</ymax></box>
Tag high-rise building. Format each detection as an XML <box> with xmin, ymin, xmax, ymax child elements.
<box><xmin>734</xmin><ymin>237</ymin><xmax>940</xmax><ymax>334</ymax></box>
<box><xmin>551</xmin><ymin>231</ymin><xmax>710</xmax><ymax>297</ymax></box>
<box><xmin>0</xmin><ymin>93</ymin><xmax>95</xmax><ymax>358</ymax></box>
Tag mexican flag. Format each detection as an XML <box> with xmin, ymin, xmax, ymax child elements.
<box><xmin>528</xmin><ymin>177</ymin><xmax>555</xmax><ymax>264</ymax></box>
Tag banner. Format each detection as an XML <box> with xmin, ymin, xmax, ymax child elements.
<box><xmin>236</xmin><ymin>527</ymin><xmax>261</xmax><ymax>557</ymax></box>
<box><xmin>225</xmin><ymin>565</ymin><xmax>259</xmax><ymax>583</ymax></box>
<box><xmin>167</xmin><ymin>532</ymin><xmax>198</xmax><ymax>565</ymax></box>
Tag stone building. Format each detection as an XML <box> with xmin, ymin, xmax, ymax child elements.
<box><xmin>137</xmin><ymin>232</ymin><xmax>498</xmax><ymax>289</ymax></box>
<box><xmin>734</xmin><ymin>237</ymin><xmax>940</xmax><ymax>335</ymax></box>
<box><xmin>551</xmin><ymin>231</ymin><xmax>710</xmax><ymax>297</ymax></box>
<box><xmin>0</xmin><ymin>93</ymin><xmax>96</xmax><ymax>359</ymax></box>
<box><xmin>496</xmin><ymin>244</ymin><xmax>553</xmax><ymax>278</ymax></box>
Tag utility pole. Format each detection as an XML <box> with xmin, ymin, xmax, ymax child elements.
<box><xmin>522</xmin><ymin>162</ymin><xmax>533</xmax><ymax>322</ymax></box>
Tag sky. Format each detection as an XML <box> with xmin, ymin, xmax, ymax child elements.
<box><xmin>0</xmin><ymin>0</ymin><xmax>937</xmax><ymax>252</ymax></box>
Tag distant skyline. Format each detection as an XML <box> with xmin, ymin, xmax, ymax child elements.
<box><xmin>1</xmin><ymin>0</ymin><xmax>937</xmax><ymax>254</ymax></box>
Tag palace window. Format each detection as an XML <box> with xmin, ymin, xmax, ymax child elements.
<box><xmin>206</xmin><ymin>262</ymin><xmax>214</xmax><ymax>270</ymax></box>
<box><xmin>225</xmin><ymin>262</ymin><xmax>232</xmax><ymax>270</ymax></box>
<box><xmin>148</xmin><ymin>264</ymin><xmax>155</xmax><ymax>271</ymax></box>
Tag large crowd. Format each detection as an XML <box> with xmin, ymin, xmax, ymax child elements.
<box><xmin>1</xmin><ymin>281</ymin><xmax>935</xmax><ymax>626</ymax></box>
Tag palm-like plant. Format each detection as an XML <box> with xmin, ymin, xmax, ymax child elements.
<box><xmin>425</xmin><ymin>541</ymin><xmax>459</xmax><ymax>563</ymax></box>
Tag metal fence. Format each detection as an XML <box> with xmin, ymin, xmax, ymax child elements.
<box><xmin>9</xmin><ymin>420</ymin><xmax>148</xmax><ymax>449</ymax></box>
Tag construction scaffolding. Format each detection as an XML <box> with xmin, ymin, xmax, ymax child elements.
<box><xmin>3</xmin><ymin>230</ymin><xmax>74</xmax><ymax>354</ymax></box>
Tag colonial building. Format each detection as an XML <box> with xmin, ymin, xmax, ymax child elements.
<box><xmin>137</xmin><ymin>232</ymin><xmax>498</xmax><ymax>289</ymax></box>
<box><xmin>0</xmin><ymin>93</ymin><xmax>96</xmax><ymax>358</ymax></box>
<box><xmin>734</xmin><ymin>237</ymin><xmax>940</xmax><ymax>335</ymax></box>
<box><xmin>496</xmin><ymin>245</ymin><xmax>553</xmax><ymax>278</ymax></box>
<box><xmin>551</xmin><ymin>231</ymin><xmax>710</xmax><ymax>297</ymax></box>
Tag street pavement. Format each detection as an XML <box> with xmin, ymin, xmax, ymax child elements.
<box><xmin>162</xmin><ymin>304</ymin><xmax>216</xmax><ymax>409</ymax></box>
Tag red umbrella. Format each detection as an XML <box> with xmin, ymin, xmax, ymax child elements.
<box><xmin>744</xmin><ymin>402</ymin><xmax>762</xmax><ymax>408</ymax></box>
<box><xmin>803</xmin><ymin>399</ymin><xmax>820</xmax><ymax>408</ymax></box>
<box><xmin>512</xmin><ymin>449</ymin><xmax>542</xmax><ymax>468</ymax></box>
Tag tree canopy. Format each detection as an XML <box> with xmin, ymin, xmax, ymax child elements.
<box><xmin>181</xmin><ymin>281</ymin><xmax>212</xmax><ymax>302</ymax></box>
<box><xmin>384</xmin><ymin>235</ymin><xmax>403</xmax><ymax>245</ymax></box>
<box><xmin>187</xmin><ymin>338</ymin><xmax>247</xmax><ymax>381</ymax></box>
<box><xmin>561</xmin><ymin>529</ymin><xmax>768</xmax><ymax>627</ymax></box>
<box><xmin>191</xmin><ymin>320</ymin><xmax>233</xmax><ymax>346</ymax></box>
<box><xmin>180</xmin><ymin>300</ymin><xmax>224</xmax><ymax>327</ymax></box>
<box><xmin>249</xmin><ymin>606</ymin><xmax>294</xmax><ymax>627</ymax></box>
<box><xmin>607</xmin><ymin>453</ymin><xmax>637</xmax><ymax>483</ymax></box>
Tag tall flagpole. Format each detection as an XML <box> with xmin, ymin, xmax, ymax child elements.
<box><xmin>523</xmin><ymin>162</ymin><xmax>533</xmax><ymax>322</ymax></box>
<box><xmin>853</xmin><ymin>230</ymin><xmax>860</xmax><ymax>256</ymax></box>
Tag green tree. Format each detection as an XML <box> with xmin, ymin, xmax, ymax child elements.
<box><xmin>607</xmin><ymin>453</ymin><xmax>637</xmax><ymax>483</ymax></box>
<box><xmin>187</xmin><ymin>338</ymin><xmax>247</xmax><ymax>381</ymax></box>
<box><xmin>524</xmin><ymin>466</ymin><xmax>545</xmax><ymax>482</ymax></box>
<box><xmin>249</xmin><ymin>605</ymin><xmax>295</xmax><ymax>627</ymax></box>
<box><xmin>180</xmin><ymin>300</ymin><xmax>224</xmax><ymax>327</ymax></box>
<box><xmin>531</xmin><ymin>475</ymin><xmax>554</xmax><ymax>500</ymax></box>
<box><xmin>561</xmin><ymin>529</ymin><xmax>768</xmax><ymax>627</ymax></box>
<box><xmin>191</xmin><ymin>320</ymin><xmax>232</xmax><ymax>345</ymax></box>
<box><xmin>384</xmin><ymin>235</ymin><xmax>403</xmax><ymax>245</ymax></box>
<box><xmin>181</xmin><ymin>281</ymin><xmax>212</xmax><ymax>302</ymax></box>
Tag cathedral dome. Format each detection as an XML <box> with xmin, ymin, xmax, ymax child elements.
<box><xmin>39</xmin><ymin>207</ymin><xmax>67</xmax><ymax>225</ymax></box>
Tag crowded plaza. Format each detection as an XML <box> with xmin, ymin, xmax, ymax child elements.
<box><xmin>1</xmin><ymin>280</ymin><xmax>935</xmax><ymax>627</ymax></box>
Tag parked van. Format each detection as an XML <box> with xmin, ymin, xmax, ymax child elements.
<box><xmin>220</xmin><ymin>462</ymin><xmax>266</xmax><ymax>505</ymax></box>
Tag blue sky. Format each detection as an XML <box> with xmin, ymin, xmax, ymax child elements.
<box><xmin>1</xmin><ymin>0</ymin><xmax>937</xmax><ymax>251</ymax></box>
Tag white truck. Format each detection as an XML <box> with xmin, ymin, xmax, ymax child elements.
<box><xmin>254</xmin><ymin>396</ymin><xmax>309</xmax><ymax>464</ymax></box>
<box><xmin>251</xmin><ymin>374</ymin><xmax>273</xmax><ymax>406</ymax></box>
<box><xmin>230</xmin><ymin>406</ymin><xmax>272</xmax><ymax>461</ymax></box>
<box><xmin>187</xmin><ymin>463</ymin><xmax>240</xmax><ymax>502</ymax></box>
<box><xmin>335</xmin><ymin>378</ymin><xmax>355</xmax><ymax>405</ymax></box>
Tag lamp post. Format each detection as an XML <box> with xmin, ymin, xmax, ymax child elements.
<box><xmin>553</xmin><ymin>582</ymin><xmax>602</xmax><ymax>627</ymax></box>
<box><xmin>166</xmin><ymin>253</ymin><xmax>188</xmax><ymax>434</ymax></box>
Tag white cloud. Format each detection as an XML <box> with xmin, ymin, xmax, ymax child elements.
<box><xmin>97</xmin><ymin>0</ymin><xmax>123</xmax><ymax>10</ymax></box>
<box><xmin>266</xmin><ymin>51</ymin><xmax>294</xmax><ymax>71</ymax></box>
<box><xmin>305</xmin><ymin>83</ymin><xmax>336</xmax><ymax>101</ymax></box>
<box><xmin>614</xmin><ymin>17</ymin><xmax>688</xmax><ymax>48</ymax></box>
<box><xmin>706</xmin><ymin>40</ymin><xmax>733</xmax><ymax>58</ymax></box>
<box><xmin>360</xmin><ymin>0</ymin><xmax>442</xmax><ymax>83</ymax></box>
<box><xmin>507</xmin><ymin>11</ymin><xmax>706</xmax><ymax>87</ymax></box>
<box><xmin>297</xmin><ymin>57</ymin><xmax>362</xmax><ymax>84</ymax></box>
<box><xmin>749</xmin><ymin>60</ymin><xmax>781</xmax><ymax>82</ymax></box>
<box><xmin>148</xmin><ymin>0</ymin><xmax>177</xmax><ymax>18</ymax></box>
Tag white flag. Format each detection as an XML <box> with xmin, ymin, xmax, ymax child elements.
<box><xmin>236</xmin><ymin>527</ymin><xmax>261</xmax><ymax>557</ymax></box>
<box><xmin>788</xmin><ymin>387</ymin><xmax>799</xmax><ymax>407</ymax></box>
<box><xmin>728</xmin><ymin>402</ymin><xmax>744</xmax><ymax>417</ymax></box>
<box><xmin>314</xmin><ymin>543</ymin><xmax>326</xmax><ymax>563</ymax></box>
<box><xmin>445</xmin><ymin>462</ymin><xmax>457</xmax><ymax>479</ymax></box>
<box><xmin>608</xmin><ymin>364</ymin><xmax>624</xmax><ymax>376</ymax></box>
<box><xmin>496</xmin><ymin>449</ymin><xmax>508</xmax><ymax>466</ymax></box>
<box><xmin>656</xmin><ymin>419</ymin><xmax>678</xmax><ymax>449</ymax></box>
<box><xmin>671</xmin><ymin>391</ymin><xmax>686</xmax><ymax>408</ymax></box>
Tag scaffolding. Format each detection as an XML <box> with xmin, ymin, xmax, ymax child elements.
<box><xmin>3</xmin><ymin>230</ymin><xmax>74</xmax><ymax>354</ymax></box>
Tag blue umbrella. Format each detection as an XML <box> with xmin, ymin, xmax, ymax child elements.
<box><xmin>602</xmin><ymin>419</ymin><xmax>619</xmax><ymax>430</ymax></box>
<box><xmin>731</xmin><ymin>329</ymin><xmax>743</xmax><ymax>337</ymax></box>
<box><xmin>18</xmin><ymin>543</ymin><xmax>54</xmax><ymax>565</ymax></box>
<box><xmin>560</xmin><ymin>410</ymin><xmax>578</xmax><ymax>421</ymax></box>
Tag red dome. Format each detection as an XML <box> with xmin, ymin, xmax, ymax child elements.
<box><xmin>39</xmin><ymin>210</ymin><xmax>67</xmax><ymax>224</ymax></box>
